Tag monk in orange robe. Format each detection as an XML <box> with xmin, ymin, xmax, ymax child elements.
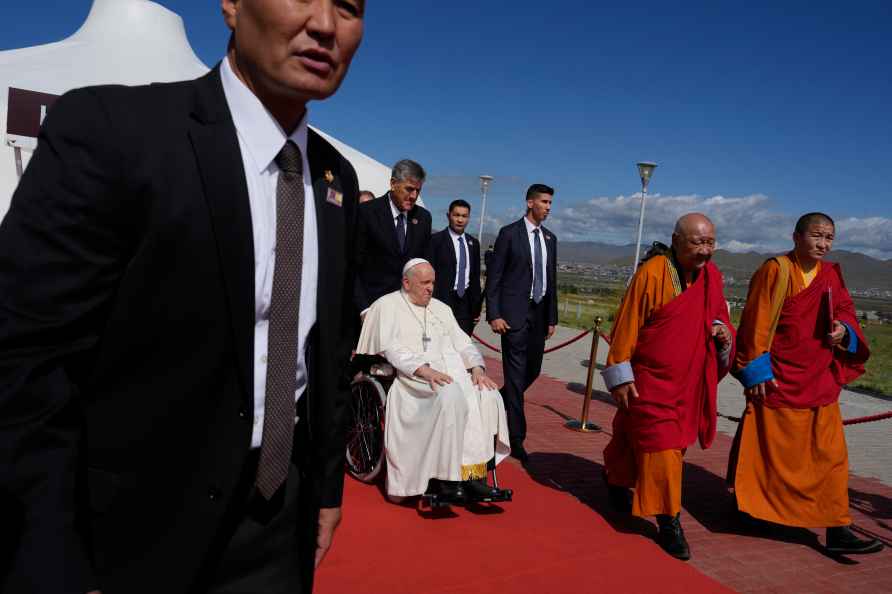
<box><xmin>602</xmin><ymin>213</ymin><xmax>734</xmax><ymax>560</ymax></box>
<box><xmin>729</xmin><ymin>212</ymin><xmax>882</xmax><ymax>555</ymax></box>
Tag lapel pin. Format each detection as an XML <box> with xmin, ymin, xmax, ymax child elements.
<box><xmin>326</xmin><ymin>187</ymin><xmax>343</xmax><ymax>207</ymax></box>
<box><xmin>324</xmin><ymin>170</ymin><xmax>334</xmax><ymax>184</ymax></box>
<box><xmin>412</xmin><ymin>218</ymin><xmax>418</xmax><ymax>225</ymax></box>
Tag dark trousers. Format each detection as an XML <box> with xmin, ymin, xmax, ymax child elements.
<box><xmin>499</xmin><ymin>299</ymin><xmax>547</xmax><ymax>446</ymax></box>
<box><xmin>198</xmin><ymin>451</ymin><xmax>314</xmax><ymax>594</ymax></box>
<box><xmin>446</xmin><ymin>290</ymin><xmax>475</xmax><ymax>337</ymax></box>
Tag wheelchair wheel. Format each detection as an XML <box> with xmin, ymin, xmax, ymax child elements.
<box><xmin>345</xmin><ymin>375</ymin><xmax>386</xmax><ymax>483</ymax></box>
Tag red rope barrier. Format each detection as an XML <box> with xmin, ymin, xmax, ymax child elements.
<box><xmin>544</xmin><ymin>328</ymin><xmax>592</xmax><ymax>353</ymax></box>
<box><xmin>843</xmin><ymin>411</ymin><xmax>892</xmax><ymax>426</ymax></box>
<box><xmin>472</xmin><ymin>328</ymin><xmax>594</xmax><ymax>354</ymax></box>
<box><xmin>472</xmin><ymin>333</ymin><xmax>502</xmax><ymax>353</ymax></box>
<box><xmin>476</xmin><ymin>327</ymin><xmax>892</xmax><ymax>427</ymax></box>
<box><xmin>721</xmin><ymin>409</ymin><xmax>892</xmax><ymax>426</ymax></box>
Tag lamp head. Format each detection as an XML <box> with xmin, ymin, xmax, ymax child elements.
<box><xmin>480</xmin><ymin>175</ymin><xmax>494</xmax><ymax>192</ymax></box>
<box><xmin>636</xmin><ymin>162</ymin><xmax>657</xmax><ymax>190</ymax></box>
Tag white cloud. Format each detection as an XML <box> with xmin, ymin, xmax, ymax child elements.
<box><xmin>506</xmin><ymin>193</ymin><xmax>892</xmax><ymax>259</ymax></box>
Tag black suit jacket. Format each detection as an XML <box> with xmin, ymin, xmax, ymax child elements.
<box><xmin>426</xmin><ymin>228</ymin><xmax>482</xmax><ymax>319</ymax></box>
<box><xmin>353</xmin><ymin>194</ymin><xmax>431</xmax><ymax>311</ymax></box>
<box><xmin>485</xmin><ymin>218</ymin><xmax>559</xmax><ymax>329</ymax></box>
<box><xmin>0</xmin><ymin>67</ymin><xmax>357</xmax><ymax>594</ymax></box>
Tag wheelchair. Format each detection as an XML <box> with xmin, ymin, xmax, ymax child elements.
<box><xmin>345</xmin><ymin>355</ymin><xmax>512</xmax><ymax>508</ymax></box>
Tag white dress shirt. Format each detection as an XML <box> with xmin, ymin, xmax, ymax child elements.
<box><xmin>448</xmin><ymin>228</ymin><xmax>470</xmax><ymax>292</ymax></box>
<box><xmin>220</xmin><ymin>56</ymin><xmax>318</xmax><ymax>449</ymax></box>
<box><xmin>387</xmin><ymin>193</ymin><xmax>405</xmax><ymax>225</ymax></box>
<box><xmin>524</xmin><ymin>216</ymin><xmax>548</xmax><ymax>298</ymax></box>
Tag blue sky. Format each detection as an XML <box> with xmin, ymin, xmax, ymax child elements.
<box><xmin>3</xmin><ymin>1</ymin><xmax>891</xmax><ymax>256</ymax></box>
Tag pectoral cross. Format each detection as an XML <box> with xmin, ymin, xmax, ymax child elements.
<box><xmin>422</xmin><ymin>333</ymin><xmax>431</xmax><ymax>352</ymax></box>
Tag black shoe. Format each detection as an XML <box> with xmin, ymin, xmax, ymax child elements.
<box><xmin>510</xmin><ymin>445</ymin><xmax>529</xmax><ymax>464</ymax></box>
<box><xmin>437</xmin><ymin>480</ymin><xmax>467</xmax><ymax>504</ymax></box>
<box><xmin>656</xmin><ymin>514</ymin><xmax>691</xmax><ymax>561</ymax></box>
<box><xmin>826</xmin><ymin>526</ymin><xmax>884</xmax><ymax>555</ymax></box>
<box><xmin>463</xmin><ymin>479</ymin><xmax>499</xmax><ymax>500</ymax></box>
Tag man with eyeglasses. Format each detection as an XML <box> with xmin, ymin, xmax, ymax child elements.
<box><xmin>601</xmin><ymin>213</ymin><xmax>734</xmax><ymax>561</ymax></box>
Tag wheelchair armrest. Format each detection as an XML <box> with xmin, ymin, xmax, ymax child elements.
<box><xmin>369</xmin><ymin>361</ymin><xmax>396</xmax><ymax>379</ymax></box>
<box><xmin>351</xmin><ymin>353</ymin><xmax>396</xmax><ymax>379</ymax></box>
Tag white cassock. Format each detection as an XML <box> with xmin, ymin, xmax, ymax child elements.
<box><xmin>356</xmin><ymin>290</ymin><xmax>511</xmax><ymax>497</ymax></box>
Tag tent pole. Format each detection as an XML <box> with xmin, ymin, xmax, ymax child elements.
<box><xmin>14</xmin><ymin>147</ymin><xmax>23</xmax><ymax>179</ymax></box>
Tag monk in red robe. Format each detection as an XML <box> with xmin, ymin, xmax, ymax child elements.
<box><xmin>729</xmin><ymin>212</ymin><xmax>882</xmax><ymax>555</ymax></box>
<box><xmin>602</xmin><ymin>213</ymin><xmax>734</xmax><ymax>560</ymax></box>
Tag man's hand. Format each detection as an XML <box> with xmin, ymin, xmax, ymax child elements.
<box><xmin>744</xmin><ymin>379</ymin><xmax>778</xmax><ymax>403</ymax></box>
<box><xmin>314</xmin><ymin>507</ymin><xmax>342</xmax><ymax>569</ymax></box>
<box><xmin>470</xmin><ymin>366</ymin><xmax>498</xmax><ymax>390</ymax></box>
<box><xmin>547</xmin><ymin>325</ymin><xmax>556</xmax><ymax>339</ymax></box>
<box><xmin>610</xmin><ymin>382</ymin><xmax>638</xmax><ymax>409</ymax></box>
<box><xmin>828</xmin><ymin>320</ymin><xmax>846</xmax><ymax>347</ymax></box>
<box><xmin>490</xmin><ymin>318</ymin><xmax>510</xmax><ymax>334</ymax></box>
<box><xmin>712</xmin><ymin>323</ymin><xmax>731</xmax><ymax>350</ymax></box>
<box><xmin>414</xmin><ymin>365</ymin><xmax>453</xmax><ymax>389</ymax></box>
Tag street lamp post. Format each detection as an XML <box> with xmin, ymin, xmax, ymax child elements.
<box><xmin>631</xmin><ymin>162</ymin><xmax>657</xmax><ymax>273</ymax></box>
<box><xmin>477</xmin><ymin>175</ymin><xmax>494</xmax><ymax>242</ymax></box>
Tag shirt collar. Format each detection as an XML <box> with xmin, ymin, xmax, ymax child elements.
<box><xmin>524</xmin><ymin>216</ymin><xmax>540</xmax><ymax>234</ymax></box>
<box><xmin>220</xmin><ymin>56</ymin><xmax>309</xmax><ymax>174</ymax></box>
<box><xmin>448</xmin><ymin>227</ymin><xmax>465</xmax><ymax>240</ymax></box>
<box><xmin>387</xmin><ymin>194</ymin><xmax>404</xmax><ymax>219</ymax></box>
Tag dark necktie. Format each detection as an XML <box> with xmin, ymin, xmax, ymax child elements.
<box><xmin>397</xmin><ymin>213</ymin><xmax>407</xmax><ymax>253</ymax></box>
<box><xmin>533</xmin><ymin>229</ymin><xmax>544</xmax><ymax>304</ymax></box>
<box><xmin>256</xmin><ymin>140</ymin><xmax>304</xmax><ymax>500</ymax></box>
<box><xmin>456</xmin><ymin>236</ymin><xmax>467</xmax><ymax>298</ymax></box>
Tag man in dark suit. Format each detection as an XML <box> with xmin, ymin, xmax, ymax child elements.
<box><xmin>0</xmin><ymin>2</ymin><xmax>365</xmax><ymax>593</ymax></box>
<box><xmin>426</xmin><ymin>199</ymin><xmax>483</xmax><ymax>336</ymax></box>
<box><xmin>353</xmin><ymin>159</ymin><xmax>432</xmax><ymax>315</ymax></box>
<box><xmin>485</xmin><ymin>184</ymin><xmax>559</xmax><ymax>463</ymax></box>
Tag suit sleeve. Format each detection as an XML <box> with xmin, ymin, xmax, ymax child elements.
<box><xmin>314</xmin><ymin>158</ymin><xmax>360</xmax><ymax>508</ymax></box>
<box><xmin>423</xmin><ymin>232</ymin><xmax>436</xmax><ymax>266</ymax></box>
<box><xmin>0</xmin><ymin>88</ymin><xmax>134</xmax><ymax>594</ymax></box>
<box><xmin>549</xmin><ymin>236</ymin><xmax>558</xmax><ymax>326</ymax></box>
<box><xmin>485</xmin><ymin>227</ymin><xmax>510</xmax><ymax>322</ymax></box>
<box><xmin>471</xmin><ymin>240</ymin><xmax>483</xmax><ymax>319</ymax></box>
<box><xmin>352</xmin><ymin>204</ymin><xmax>372</xmax><ymax>312</ymax></box>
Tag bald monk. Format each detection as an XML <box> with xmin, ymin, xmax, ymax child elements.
<box><xmin>602</xmin><ymin>214</ymin><xmax>734</xmax><ymax>560</ymax></box>
<box><xmin>729</xmin><ymin>212</ymin><xmax>882</xmax><ymax>555</ymax></box>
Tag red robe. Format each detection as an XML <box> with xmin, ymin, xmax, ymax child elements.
<box><xmin>762</xmin><ymin>262</ymin><xmax>868</xmax><ymax>409</ymax></box>
<box><xmin>616</xmin><ymin>260</ymin><xmax>734</xmax><ymax>453</ymax></box>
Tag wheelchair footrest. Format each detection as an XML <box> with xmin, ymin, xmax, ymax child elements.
<box><xmin>421</xmin><ymin>493</ymin><xmax>459</xmax><ymax>509</ymax></box>
<box><xmin>470</xmin><ymin>488</ymin><xmax>513</xmax><ymax>503</ymax></box>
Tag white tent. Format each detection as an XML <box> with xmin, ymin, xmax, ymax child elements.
<box><xmin>0</xmin><ymin>0</ymin><xmax>391</xmax><ymax>217</ymax></box>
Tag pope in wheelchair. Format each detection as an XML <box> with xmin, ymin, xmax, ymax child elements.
<box><xmin>354</xmin><ymin>258</ymin><xmax>512</xmax><ymax>506</ymax></box>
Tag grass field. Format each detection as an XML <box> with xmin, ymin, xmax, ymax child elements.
<box><xmin>854</xmin><ymin>323</ymin><xmax>892</xmax><ymax>395</ymax></box>
<box><xmin>555</xmin><ymin>282</ymin><xmax>892</xmax><ymax>396</ymax></box>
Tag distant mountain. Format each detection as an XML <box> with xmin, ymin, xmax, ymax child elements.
<box><xmin>553</xmin><ymin>241</ymin><xmax>892</xmax><ymax>292</ymax></box>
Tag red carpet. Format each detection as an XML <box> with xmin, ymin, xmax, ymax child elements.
<box><xmin>315</xmin><ymin>462</ymin><xmax>731</xmax><ymax>594</ymax></box>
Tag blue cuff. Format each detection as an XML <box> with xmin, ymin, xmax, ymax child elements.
<box><xmin>602</xmin><ymin>361</ymin><xmax>634</xmax><ymax>391</ymax></box>
<box><xmin>842</xmin><ymin>322</ymin><xmax>859</xmax><ymax>354</ymax></box>
<box><xmin>734</xmin><ymin>352</ymin><xmax>773</xmax><ymax>389</ymax></box>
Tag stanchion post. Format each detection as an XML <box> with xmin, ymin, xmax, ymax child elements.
<box><xmin>566</xmin><ymin>317</ymin><xmax>603</xmax><ymax>433</ymax></box>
